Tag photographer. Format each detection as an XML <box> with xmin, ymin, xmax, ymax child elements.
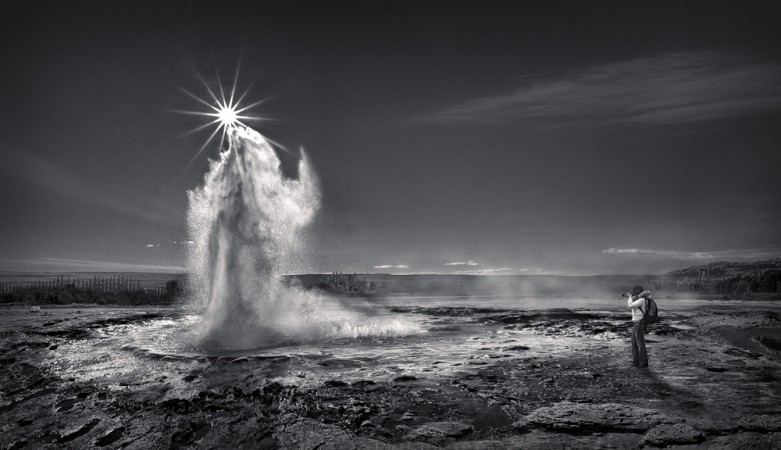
<box><xmin>624</xmin><ymin>285</ymin><xmax>651</xmax><ymax>368</ymax></box>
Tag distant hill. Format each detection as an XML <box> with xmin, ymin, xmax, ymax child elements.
<box><xmin>287</xmin><ymin>273</ymin><xmax>659</xmax><ymax>297</ymax></box>
<box><xmin>660</xmin><ymin>259</ymin><xmax>781</xmax><ymax>296</ymax></box>
<box><xmin>665</xmin><ymin>259</ymin><xmax>781</xmax><ymax>278</ymax></box>
<box><xmin>288</xmin><ymin>261</ymin><xmax>781</xmax><ymax>299</ymax></box>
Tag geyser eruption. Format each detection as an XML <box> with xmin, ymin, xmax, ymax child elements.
<box><xmin>187</xmin><ymin>125</ymin><xmax>417</xmax><ymax>349</ymax></box>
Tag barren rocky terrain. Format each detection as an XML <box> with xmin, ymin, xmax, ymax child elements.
<box><xmin>0</xmin><ymin>301</ymin><xmax>779</xmax><ymax>449</ymax></box>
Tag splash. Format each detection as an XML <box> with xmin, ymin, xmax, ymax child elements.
<box><xmin>187</xmin><ymin>125</ymin><xmax>418</xmax><ymax>349</ymax></box>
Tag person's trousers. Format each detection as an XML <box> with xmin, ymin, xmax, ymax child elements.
<box><xmin>631</xmin><ymin>320</ymin><xmax>648</xmax><ymax>367</ymax></box>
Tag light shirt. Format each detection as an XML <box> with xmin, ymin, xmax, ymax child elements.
<box><xmin>627</xmin><ymin>290</ymin><xmax>651</xmax><ymax>322</ymax></box>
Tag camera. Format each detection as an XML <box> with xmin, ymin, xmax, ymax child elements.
<box><xmin>621</xmin><ymin>292</ymin><xmax>629</xmax><ymax>298</ymax></box>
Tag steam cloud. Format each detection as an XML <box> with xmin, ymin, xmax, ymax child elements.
<box><xmin>187</xmin><ymin>126</ymin><xmax>418</xmax><ymax>349</ymax></box>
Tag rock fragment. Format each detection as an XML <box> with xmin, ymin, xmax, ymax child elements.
<box><xmin>401</xmin><ymin>411</ymin><xmax>417</xmax><ymax>421</ymax></box>
<box><xmin>640</xmin><ymin>423</ymin><xmax>704</xmax><ymax>447</ymax></box>
<box><xmin>738</xmin><ymin>414</ymin><xmax>781</xmax><ymax>432</ymax></box>
<box><xmin>58</xmin><ymin>418</ymin><xmax>101</xmax><ymax>443</ymax></box>
<box><xmin>524</xmin><ymin>401</ymin><xmax>673</xmax><ymax>432</ymax></box>
<box><xmin>705</xmin><ymin>432</ymin><xmax>781</xmax><ymax>448</ymax></box>
<box><xmin>404</xmin><ymin>421</ymin><xmax>474</xmax><ymax>444</ymax></box>
<box><xmin>511</xmin><ymin>418</ymin><xmax>529</xmax><ymax>433</ymax></box>
<box><xmin>95</xmin><ymin>427</ymin><xmax>125</xmax><ymax>447</ymax></box>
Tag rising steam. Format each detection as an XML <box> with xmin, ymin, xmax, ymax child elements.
<box><xmin>187</xmin><ymin>125</ymin><xmax>418</xmax><ymax>349</ymax></box>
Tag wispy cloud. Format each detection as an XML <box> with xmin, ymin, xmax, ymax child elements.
<box><xmin>373</xmin><ymin>264</ymin><xmax>410</xmax><ymax>269</ymax></box>
<box><xmin>0</xmin><ymin>257</ymin><xmax>185</xmax><ymax>273</ymax></box>
<box><xmin>414</xmin><ymin>51</ymin><xmax>781</xmax><ymax>127</ymax></box>
<box><xmin>0</xmin><ymin>143</ymin><xmax>178</xmax><ymax>226</ymax></box>
<box><xmin>602</xmin><ymin>247</ymin><xmax>781</xmax><ymax>260</ymax></box>
<box><xmin>445</xmin><ymin>260</ymin><xmax>478</xmax><ymax>266</ymax></box>
<box><xmin>454</xmin><ymin>267</ymin><xmax>559</xmax><ymax>275</ymax></box>
<box><xmin>146</xmin><ymin>241</ymin><xmax>194</xmax><ymax>248</ymax></box>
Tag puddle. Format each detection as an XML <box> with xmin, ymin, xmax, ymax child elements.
<box><xmin>713</xmin><ymin>327</ymin><xmax>781</xmax><ymax>357</ymax></box>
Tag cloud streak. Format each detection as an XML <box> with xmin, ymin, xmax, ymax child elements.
<box><xmin>145</xmin><ymin>241</ymin><xmax>194</xmax><ymax>248</ymax></box>
<box><xmin>445</xmin><ymin>260</ymin><xmax>478</xmax><ymax>266</ymax></box>
<box><xmin>602</xmin><ymin>247</ymin><xmax>781</xmax><ymax>260</ymax></box>
<box><xmin>0</xmin><ymin>143</ymin><xmax>178</xmax><ymax>226</ymax></box>
<box><xmin>453</xmin><ymin>267</ymin><xmax>559</xmax><ymax>275</ymax></box>
<box><xmin>415</xmin><ymin>51</ymin><xmax>781</xmax><ymax>127</ymax></box>
<box><xmin>0</xmin><ymin>257</ymin><xmax>185</xmax><ymax>273</ymax></box>
<box><xmin>373</xmin><ymin>264</ymin><xmax>409</xmax><ymax>269</ymax></box>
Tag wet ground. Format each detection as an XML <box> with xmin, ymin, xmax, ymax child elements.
<box><xmin>0</xmin><ymin>298</ymin><xmax>779</xmax><ymax>449</ymax></box>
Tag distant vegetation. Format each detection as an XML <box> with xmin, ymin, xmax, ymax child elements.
<box><xmin>0</xmin><ymin>274</ymin><xmax>183</xmax><ymax>305</ymax></box>
<box><xmin>2</xmin><ymin>260</ymin><xmax>778</xmax><ymax>306</ymax></box>
<box><xmin>284</xmin><ymin>272</ymin><xmax>376</xmax><ymax>295</ymax></box>
<box><xmin>287</xmin><ymin>260</ymin><xmax>781</xmax><ymax>299</ymax></box>
<box><xmin>658</xmin><ymin>260</ymin><xmax>781</xmax><ymax>296</ymax></box>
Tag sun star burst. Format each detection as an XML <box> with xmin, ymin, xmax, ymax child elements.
<box><xmin>173</xmin><ymin>63</ymin><xmax>280</xmax><ymax>171</ymax></box>
<box><xmin>218</xmin><ymin>106</ymin><xmax>238</xmax><ymax>127</ymax></box>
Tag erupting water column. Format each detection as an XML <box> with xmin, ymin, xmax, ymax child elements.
<box><xmin>187</xmin><ymin>124</ymin><xmax>320</xmax><ymax>349</ymax></box>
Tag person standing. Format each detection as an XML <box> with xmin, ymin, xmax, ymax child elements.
<box><xmin>627</xmin><ymin>285</ymin><xmax>651</xmax><ymax>368</ymax></box>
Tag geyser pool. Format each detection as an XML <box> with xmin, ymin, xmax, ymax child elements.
<box><xmin>186</xmin><ymin>125</ymin><xmax>419</xmax><ymax>349</ymax></box>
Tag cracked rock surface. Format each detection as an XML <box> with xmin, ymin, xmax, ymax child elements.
<box><xmin>640</xmin><ymin>423</ymin><xmax>705</xmax><ymax>447</ymax></box>
<box><xmin>524</xmin><ymin>401</ymin><xmax>673</xmax><ymax>432</ymax></box>
<box><xmin>0</xmin><ymin>301</ymin><xmax>779</xmax><ymax>449</ymax></box>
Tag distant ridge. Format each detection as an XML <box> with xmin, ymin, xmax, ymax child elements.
<box><xmin>285</xmin><ymin>260</ymin><xmax>781</xmax><ymax>298</ymax></box>
<box><xmin>661</xmin><ymin>259</ymin><xmax>781</xmax><ymax>296</ymax></box>
<box><xmin>665</xmin><ymin>259</ymin><xmax>781</xmax><ymax>278</ymax></box>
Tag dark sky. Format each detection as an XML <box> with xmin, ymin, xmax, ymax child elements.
<box><xmin>2</xmin><ymin>1</ymin><xmax>780</xmax><ymax>275</ymax></box>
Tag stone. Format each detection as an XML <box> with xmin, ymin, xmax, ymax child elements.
<box><xmin>738</xmin><ymin>414</ymin><xmax>781</xmax><ymax>432</ymax></box>
<box><xmin>705</xmin><ymin>432</ymin><xmax>781</xmax><ymax>449</ymax></box>
<box><xmin>401</xmin><ymin>411</ymin><xmax>417</xmax><ymax>421</ymax></box>
<box><xmin>405</xmin><ymin>421</ymin><xmax>473</xmax><ymax>441</ymax></box>
<box><xmin>640</xmin><ymin>423</ymin><xmax>704</xmax><ymax>447</ymax></box>
<box><xmin>524</xmin><ymin>402</ymin><xmax>673</xmax><ymax>432</ymax></box>
<box><xmin>273</xmin><ymin>414</ymin><xmax>393</xmax><ymax>449</ymax></box>
<box><xmin>511</xmin><ymin>418</ymin><xmax>529</xmax><ymax>433</ymax></box>
<box><xmin>95</xmin><ymin>427</ymin><xmax>125</xmax><ymax>447</ymax></box>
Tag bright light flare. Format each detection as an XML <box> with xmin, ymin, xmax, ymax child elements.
<box><xmin>173</xmin><ymin>62</ymin><xmax>278</xmax><ymax>171</ymax></box>
<box><xmin>218</xmin><ymin>106</ymin><xmax>237</xmax><ymax>127</ymax></box>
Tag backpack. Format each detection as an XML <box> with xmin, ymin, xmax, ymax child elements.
<box><xmin>640</xmin><ymin>298</ymin><xmax>658</xmax><ymax>324</ymax></box>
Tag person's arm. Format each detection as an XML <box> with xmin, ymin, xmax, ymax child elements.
<box><xmin>628</xmin><ymin>297</ymin><xmax>645</xmax><ymax>309</ymax></box>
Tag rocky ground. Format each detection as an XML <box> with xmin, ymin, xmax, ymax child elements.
<box><xmin>0</xmin><ymin>303</ymin><xmax>779</xmax><ymax>449</ymax></box>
